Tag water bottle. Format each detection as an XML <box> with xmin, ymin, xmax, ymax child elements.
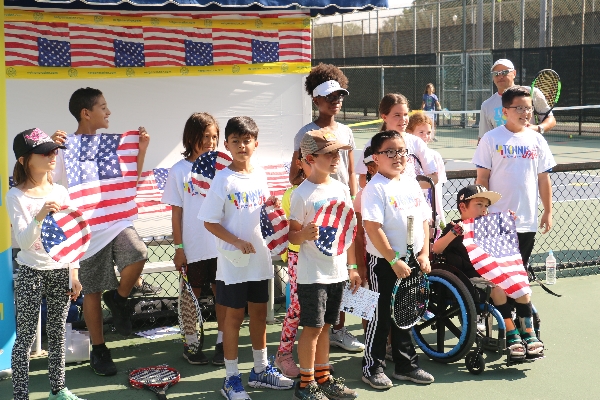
<box><xmin>545</xmin><ymin>250</ymin><xmax>557</xmax><ymax>285</ymax></box>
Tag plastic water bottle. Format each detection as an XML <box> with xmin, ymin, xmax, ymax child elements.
<box><xmin>545</xmin><ymin>250</ymin><xmax>557</xmax><ymax>285</ymax></box>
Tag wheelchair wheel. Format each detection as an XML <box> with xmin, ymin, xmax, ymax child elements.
<box><xmin>465</xmin><ymin>351</ymin><xmax>485</xmax><ymax>375</ymax></box>
<box><xmin>412</xmin><ymin>269</ymin><xmax>477</xmax><ymax>363</ymax></box>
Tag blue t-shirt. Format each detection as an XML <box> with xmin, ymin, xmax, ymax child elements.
<box><xmin>423</xmin><ymin>93</ymin><xmax>438</xmax><ymax>111</ymax></box>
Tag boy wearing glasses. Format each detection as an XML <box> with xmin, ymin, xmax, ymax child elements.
<box><xmin>479</xmin><ymin>59</ymin><xmax>556</xmax><ymax>139</ymax></box>
<box><xmin>472</xmin><ymin>85</ymin><xmax>556</xmax><ymax>272</ymax></box>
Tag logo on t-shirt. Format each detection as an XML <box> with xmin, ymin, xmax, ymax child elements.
<box><xmin>388</xmin><ymin>194</ymin><xmax>421</xmax><ymax>210</ymax></box>
<box><xmin>184</xmin><ymin>178</ymin><xmax>199</xmax><ymax>196</ymax></box>
<box><xmin>493</xmin><ymin>106</ymin><xmax>507</xmax><ymax>126</ymax></box>
<box><xmin>314</xmin><ymin>197</ymin><xmax>341</xmax><ymax>212</ymax></box>
<box><xmin>227</xmin><ymin>189</ymin><xmax>267</xmax><ymax>209</ymax></box>
<box><xmin>495</xmin><ymin>144</ymin><xmax>538</xmax><ymax>159</ymax></box>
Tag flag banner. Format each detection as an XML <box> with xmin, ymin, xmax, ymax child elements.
<box><xmin>260</xmin><ymin>199</ymin><xmax>289</xmax><ymax>256</ymax></box>
<box><xmin>5</xmin><ymin>9</ymin><xmax>311</xmax><ymax>78</ymax></box>
<box><xmin>62</xmin><ymin>131</ymin><xmax>139</xmax><ymax>232</ymax></box>
<box><xmin>136</xmin><ymin>168</ymin><xmax>172</xmax><ymax>215</ymax></box>
<box><xmin>41</xmin><ymin>205</ymin><xmax>91</xmax><ymax>263</ymax></box>
<box><xmin>313</xmin><ymin>200</ymin><xmax>356</xmax><ymax>257</ymax></box>
<box><xmin>264</xmin><ymin>163</ymin><xmax>291</xmax><ymax>197</ymax></box>
<box><xmin>190</xmin><ymin>151</ymin><xmax>232</xmax><ymax>197</ymax></box>
<box><xmin>462</xmin><ymin>212</ymin><xmax>532</xmax><ymax>299</ymax></box>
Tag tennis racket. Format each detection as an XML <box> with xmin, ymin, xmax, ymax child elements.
<box><xmin>391</xmin><ymin>216</ymin><xmax>430</xmax><ymax>329</ymax></box>
<box><xmin>178</xmin><ymin>265</ymin><xmax>205</xmax><ymax>353</ymax></box>
<box><xmin>129</xmin><ymin>365</ymin><xmax>180</xmax><ymax>400</ymax></box>
<box><xmin>530</xmin><ymin>69</ymin><xmax>561</xmax><ymax>124</ymax></box>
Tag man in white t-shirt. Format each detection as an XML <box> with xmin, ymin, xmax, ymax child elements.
<box><xmin>473</xmin><ymin>86</ymin><xmax>556</xmax><ymax>269</ymax></box>
<box><xmin>479</xmin><ymin>59</ymin><xmax>556</xmax><ymax>140</ymax></box>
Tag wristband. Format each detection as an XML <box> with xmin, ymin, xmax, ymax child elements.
<box><xmin>389</xmin><ymin>251</ymin><xmax>401</xmax><ymax>266</ymax></box>
<box><xmin>175</xmin><ymin>243</ymin><xmax>184</xmax><ymax>249</ymax></box>
<box><xmin>347</xmin><ymin>264</ymin><xmax>358</xmax><ymax>270</ymax></box>
<box><xmin>351</xmin><ymin>195</ymin><xmax>356</xmax><ymax>200</ymax></box>
<box><xmin>451</xmin><ymin>223</ymin><xmax>464</xmax><ymax>236</ymax></box>
<box><xmin>34</xmin><ymin>217</ymin><xmax>43</xmax><ymax>227</ymax></box>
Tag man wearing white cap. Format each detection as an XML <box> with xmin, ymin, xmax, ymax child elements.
<box><xmin>479</xmin><ymin>59</ymin><xmax>556</xmax><ymax>140</ymax></box>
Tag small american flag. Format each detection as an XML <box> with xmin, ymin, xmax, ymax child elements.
<box><xmin>260</xmin><ymin>199</ymin><xmax>289</xmax><ymax>255</ymax></box>
<box><xmin>63</xmin><ymin>131</ymin><xmax>139</xmax><ymax>231</ymax></box>
<box><xmin>190</xmin><ymin>151</ymin><xmax>232</xmax><ymax>197</ymax></box>
<box><xmin>136</xmin><ymin>168</ymin><xmax>172</xmax><ymax>215</ymax></box>
<box><xmin>462</xmin><ymin>212</ymin><xmax>531</xmax><ymax>299</ymax></box>
<box><xmin>264</xmin><ymin>163</ymin><xmax>291</xmax><ymax>197</ymax></box>
<box><xmin>313</xmin><ymin>200</ymin><xmax>357</xmax><ymax>257</ymax></box>
<box><xmin>41</xmin><ymin>206</ymin><xmax>91</xmax><ymax>263</ymax></box>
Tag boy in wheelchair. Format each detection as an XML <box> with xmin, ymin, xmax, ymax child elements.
<box><xmin>432</xmin><ymin>185</ymin><xmax>544</xmax><ymax>360</ymax></box>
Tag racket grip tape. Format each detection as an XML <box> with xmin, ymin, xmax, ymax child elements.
<box><xmin>156</xmin><ymin>391</ymin><xmax>167</xmax><ymax>400</ymax></box>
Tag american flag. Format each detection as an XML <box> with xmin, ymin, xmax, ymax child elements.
<box><xmin>462</xmin><ymin>211</ymin><xmax>531</xmax><ymax>299</ymax></box>
<box><xmin>136</xmin><ymin>168</ymin><xmax>172</xmax><ymax>215</ymax></box>
<box><xmin>313</xmin><ymin>200</ymin><xmax>357</xmax><ymax>257</ymax></box>
<box><xmin>190</xmin><ymin>151</ymin><xmax>232</xmax><ymax>197</ymax></box>
<box><xmin>264</xmin><ymin>163</ymin><xmax>291</xmax><ymax>197</ymax></box>
<box><xmin>41</xmin><ymin>206</ymin><xmax>91</xmax><ymax>263</ymax></box>
<box><xmin>5</xmin><ymin>16</ymin><xmax>310</xmax><ymax>67</ymax></box>
<box><xmin>62</xmin><ymin>131</ymin><xmax>139</xmax><ymax>231</ymax></box>
<box><xmin>260</xmin><ymin>199</ymin><xmax>289</xmax><ymax>256</ymax></box>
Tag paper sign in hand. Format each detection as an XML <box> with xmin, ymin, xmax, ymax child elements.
<box><xmin>218</xmin><ymin>247</ymin><xmax>250</xmax><ymax>268</ymax></box>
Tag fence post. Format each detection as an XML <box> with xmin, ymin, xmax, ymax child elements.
<box><xmin>520</xmin><ymin>0</ymin><xmax>525</xmax><ymax>48</ymax></box>
<box><xmin>548</xmin><ymin>0</ymin><xmax>553</xmax><ymax>46</ymax></box>
<box><xmin>413</xmin><ymin>6</ymin><xmax>417</xmax><ymax>55</ymax></box>
<box><xmin>477</xmin><ymin>0</ymin><xmax>483</xmax><ymax>49</ymax></box>
<box><xmin>377</xmin><ymin>10</ymin><xmax>380</xmax><ymax>58</ymax></box>
<box><xmin>342</xmin><ymin>14</ymin><xmax>345</xmax><ymax>59</ymax></box>
<box><xmin>381</xmin><ymin>66</ymin><xmax>385</xmax><ymax>102</ymax></box>
<box><xmin>491</xmin><ymin>0</ymin><xmax>495</xmax><ymax>49</ymax></box>
<box><xmin>582</xmin><ymin>0</ymin><xmax>586</xmax><ymax>45</ymax></box>
<box><xmin>394</xmin><ymin>15</ymin><xmax>398</xmax><ymax>56</ymax></box>
<box><xmin>539</xmin><ymin>0</ymin><xmax>547</xmax><ymax>47</ymax></box>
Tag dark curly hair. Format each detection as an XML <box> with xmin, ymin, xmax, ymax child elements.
<box><xmin>304</xmin><ymin>63</ymin><xmax>349</xmax><ymax>97</ymax></box>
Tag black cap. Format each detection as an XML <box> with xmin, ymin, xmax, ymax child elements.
<box><xmin>457</xmin><ymin>184</ymin><xmax>501</xmax><ymax>206</ymax></box>
<box><xmin>13</xmin><ymin>128</ymin><xmax>65</xmax><ymax>159</ymax></box>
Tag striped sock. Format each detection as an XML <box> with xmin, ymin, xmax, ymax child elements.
<box><xmin>315</xmin><ymin>364</ymin><xmax>330</xmax><ymax>385</ymax></box>
<box><xmin>299</xmin><ymin>368</ymin><xmax>314</xmax><ymax>389</ymax></box>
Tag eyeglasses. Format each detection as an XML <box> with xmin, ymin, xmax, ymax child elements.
<box><xmin>323</xmin><ymin>93</ymin><xmax>345</xmax><ymax>103</ymax></box>
<box><xmin>42</xmin><ymin>149</ymin><xmax>59</xmax><ymax>157</ymax></box>
<box><xmin>491</xmin><ymin>69</ymin><xmax>513</xmax><ymax>77</ymax></box>
<box><xmin>376</xmin><ymin>149</ymin><xmax>410</xmax><ymax>158</ymax></box>
<box><xmin>506</xmin><ymin>106</ymin><xmax>534</xmax><ymax>114</ymax></box>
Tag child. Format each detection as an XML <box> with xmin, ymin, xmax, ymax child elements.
<box><xmin>7</xmin><ymin>129</ymin><xmax>84</xmax><ymax>400</ymax></box>
<box><xmin>289</xmin><ymin>129</ymin><xmax>361</xmax><ymax>400</ymax></box>
<box><xmin>356</xmin><ymin>93</ymin><xmax>438</xmax><ymax>190</ymax></box>
<box><xmin>473</xmin><ymin>85</ymin><xmax>556</xmax><ymax>272</ymax></box>
<box><xmin>421</xmin><ymin>83</ymin><xmax>441</xmax><ymax>112</ymax></box>
<box><xmin>406</xmin><ymin>111</ymin><xmax>447</xmax><ymax>229</ymax></box>
<box><xmin>287</xmin><ymin>63</ymin><xmax>363</xmax><ymax>353</ymax></box>
<box><xmin>198</xmin><ymin>117</ymin><xmax>294</xmax><ymax>400</ymax></box>
<box><xmin>432</xmin><ymin>185</ymin><xmax>544</xmax><ymax>357</ymax></box>
<box><xmin>161</xmin><ymin>112</ymin><xmax>225</xmax><ymax>366</ymax></box>
<box><xmin>274</xmin><ymin>150</ymin><xmax>312</xmax><ymax>378</ymax></box>
<box><xmin>52</xmin><ymin>87</ymin><xmax>150</xmax><ymax>376</ymax></box>
<box><xmin>360</xmin><ymin>130</ymin><xmax>434</xmax><ymax>389</ymax></box>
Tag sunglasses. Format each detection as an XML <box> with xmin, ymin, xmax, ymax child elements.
<box><xmin>376</xmin><ymin>149</ymin><xmax>411</xmax><ymax>158</ymax></box>
<box><xmin>323</xmin><ymin>93</ymin><xmax>345</xmax><ymax>103</ymax></box>
<box><xmin>41</xmin><ymin>148</ymin><xmax>59</xmax><ymax>157</ymax></box>
<box><xmin>491</xmin><ymin>69</ymin><xmax>513</xmax><ymax>77</ymax></box>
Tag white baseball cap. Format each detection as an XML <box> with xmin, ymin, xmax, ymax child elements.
<box><xmin>312</xmin><ymin>80</ymin><xmax>349</xmax><ymax>97</ymax></box>
<box><xmin>490</xmin><ymin>59</ymin><xmax>515</xmax><ymax>72</ymax></box>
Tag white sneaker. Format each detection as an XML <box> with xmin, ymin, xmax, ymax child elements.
<box><xmin>329</xmin><ymin>327</ymin><xmax>365</xmax><ymax>352</ymax></box>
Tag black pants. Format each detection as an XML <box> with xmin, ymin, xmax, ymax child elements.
<box><xmin>517</xmin><ymin>232</ymin><xmax>536</xmax><ymax>267</ymax></box>
<box><xmin>362</xmin><ymin>253</ymin><xmax>419</xmax><ymax>377</ymax></box>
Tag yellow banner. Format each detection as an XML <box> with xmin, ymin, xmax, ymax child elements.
<box><xmin>5</xmin><ymin>62</ymin><xmax>312</xmax><ymax>79</ymax></box>
<box><xmin>5</xmin><ymin>9</ymin><xmax>311</xmax><ymax>30</ymax></box>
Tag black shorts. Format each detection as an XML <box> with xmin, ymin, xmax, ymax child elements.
<box><xmin>187</xmin><ymin>258</ymin><xmax>217</xmax><ymax>288</ymax></box>
<box><xmin>215</xmin><ymin>279</ymin><xmax>269</xmax><ymax>309</ymax></box>
<box><xmin>297</xmin><ymin>281</ymin><xmax>345</xmax><ymax>328</ymax></box>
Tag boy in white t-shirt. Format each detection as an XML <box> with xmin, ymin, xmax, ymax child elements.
<box><xmin>198</xmin><ymin>117</ymin><xmax>293</xmax><ymax>400</ymax></box>
<box><xmin>289</xmin><ymin>129</ymin><xmax>361</xmax><ymax>400</ymax></box>
<box><xmin>473</xmin><ymin>85</ymin><xmax>556</xmax><ymax>270</ymax></box>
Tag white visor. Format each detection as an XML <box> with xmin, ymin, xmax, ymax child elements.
<box><xmin>312</xmin><ymin>80</ymin><xmax>350</xmax><ymax>97</ymax></box>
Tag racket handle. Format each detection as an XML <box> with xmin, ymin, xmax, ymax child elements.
<box><xmin>407</xmin><ymin>216</ymin><xmax>414</xmax><ymax>246</ymax></box>
<box><xmin>156</xmin><ymin>391</ymin><xmax>167</xmax><ymax>400</ymax></box>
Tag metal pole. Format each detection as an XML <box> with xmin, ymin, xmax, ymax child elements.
<box><xmin>394</xmin><ymin>15</ymin><xmax>398</xmax><ymax>56</ymax></box>
<box><xmin>413</xmin><ymin>6</ymin><xmax>417</xmax><ymax>55</ymax></box>
<box><xmin>377</xmin><ymin>10</ymin><xmax>380</xmax><ymax>58</ymax></box>
<box><xmin>548</xmin><ymin>0</ymin><xmax>553</xmax><ymax>46</ymax></box>
<box><xmin>311</xmin><ymin>19</ymin><xmax>314</xmax><ymax>59</ymax></box>
<box><xmin>381</xmin><ymin>66</ymin><xmax>385</xmax><ymax>101</ymax></box>
<box><xmin>491</xmin><ymin>0</ymin><xmax>496</xmax><ymax>49</ymax></box>
<box><xmin>431</xmin><ymin>11</ymin><xmax>434</xmax><ymax>53</ymax></box>
<box><xmin>520</xmin><ymin>0</ymin><xmax>525</xmax><ymax>48</ymax></box>
<box><xmin>582</xmin><ymin>0</ymin><xmax>586</xmax><ymax>45</ymax></box>
<box><xmin>361</xmin><ymin>19</ymin><xmax>365</xmax><ymax>57</ymax></box>
<box><xmin>477</xmin><ymin>0</ymin><xmax>484</xmax><ymax>49</ymax></box>
<box><xmin>539</xmin><ymin>0</ymin><xmax>547</xmax><ymax>47</ymax></box>
<box><xmin>463</xmin><ymin>0</ymin><xmax>468</xmax><ymax>114</ymax></box>
<box><xmin>437</xmin><ymin>1</ymin><xmax>441</xmax><ymax>53</ymax></box>
<box><xmin>330</xmin><ymin>23</ymin><xmax>334</xmax><ymax>58</ymax></box>
<box><xmin>342</xmin><ymin>14</ymin><xmax>345</xmax><ymax>59</ymax></box>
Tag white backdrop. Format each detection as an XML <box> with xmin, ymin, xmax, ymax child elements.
<box><xmin>6</xmin><ymin>74</ymin><xmax>311</xmax><ymax>170</ymax></box>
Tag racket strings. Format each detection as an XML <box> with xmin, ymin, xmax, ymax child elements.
<box><xmin>131</xmin><ymin>368</ymin><xmax>178</xmax><ymax>385</ymax></box>
<box><xmin>392</xmin><ymin>274</ymin><xmax>430</xmax><ymax>329</ymax></box>
<box><xmin>535</xmin><ymin>72</ymin><xmax>560</xmax><ymax>106</ymax></box>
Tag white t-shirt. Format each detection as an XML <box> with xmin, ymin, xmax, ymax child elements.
<box><xmin>478</xmin><ymin>88</ymin><xmax>552</xmax><ymax>138</ymax></box>
<box><xmin>161</xmin><ymin>159</ymin><xmax>218</xmax><ymax>264</ymax></box>
<box><xmin>289</xmin><ymin>178</ymin><xmax>352</xmax><ymax>285</ymax></box>
<box><xmin>355</xmin><ymin>134</ymin><xmax>437</xmax><ymax>178</ymax></box>
<box><xmin>197</xmin><ymin>166</ymin><xmax>273</xmax><ymax>285</ymax></box>
<box><xmin>472</xmin><ymin>125</ymin><xmax>556</xmax><ymax>232</ymax></box>
<box><xmin>53</xmin><ymin>133</ymin><xmax>133</xmax><ymax>260</ymax></box>
<box><xmin>6</xmin><ymin>184</ymin><xmax>78</xmax><ymax>270</ymax></box>
<box><xmin>294</xmin><ymin>122</ymin><xmax>355</xmax><ymax>187</ymax></box>
<box><xmin>361</xmin><ymin>173</ymin><xmax>430</xmax><ymax>259</ymax></box>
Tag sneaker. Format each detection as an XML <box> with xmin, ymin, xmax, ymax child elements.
<box><xmin>329</xmin><ymin>327</ymin><xmax>365</xmax><ymax>352</ymax></box>
<box><xmin>248</xmin><ymin>361</ymin><xmax>294</xmax><ymax>390</ymax></box>
<box><xmin>385</xmin><ymin>343</ymin><xmax>393</xmax><ymax>361</ymax></box>
<box><xmin>319</xmin><ymin>376</ymin><xmax>358</xmax><ymax>399</ymax></box>
<box><xmin>48</xmin><ymin>388</ymin><xmax>85</xmax><ymax>400</ymax></box>
<box><xmin>90</xmin><ymin>347</ymin><xmax>117</xmax><ymax>376</ymax></box>
<box><xmin>392</xmin><ymin>368</ymin><xmax>434</xmax><ymax>384</ymax></box>
<box><xmin>274</xmin><ymin>352</ymin><xmax>300</xmax><ymax>379</ymax></box>
<box><xmin>362</xmin><ymin>372</ymin><xmax>393</xmax><ymax>390</ymax></box>
<box><xmin>130</xmin><ymin>281</ymin><xmax>163</xmax><ymax>297</ymax></box>
<box><xmin>221</xmin><ymin>374</ymin><xmax>251</xmax><ymax>400</ymax></box>
<box><xmin>213</xmin><ymin>342</ymin><xmax>225</xmax><ymax>366</ymax></box>
<box><xmin>102</xmin><ymin>290</ymin><xmax>132</xmax><ymax>336</ymax></box>
<box><xmin>293</xmin><ymin>381</ymin><xmax>327</xmax><ymax>400</ymax></box>
<box><xmin>183</xmin><ymin>344</ymin><xmax>209</xmax><ymax>365</ymax></box>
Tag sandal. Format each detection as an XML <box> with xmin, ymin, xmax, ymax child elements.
<box><xmin>506</xmin><ymin>329</ymin><xmax>525</xmax><ymax>358</ymax></box>
<box><xmin>521</xmin><ymin>332</ymin><xmax>544</xmax><ymax>356</ymax></box>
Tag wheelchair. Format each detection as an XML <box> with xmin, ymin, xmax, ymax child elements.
<box><xmin>413</xmin><ymin>176</ymin><xmax>543</xmax><ymax>375</ymax></box>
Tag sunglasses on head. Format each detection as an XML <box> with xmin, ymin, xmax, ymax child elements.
<box><xmin>491</xmin><ymin>69</ymin><xmax>513</xmax><ymax>77</ymax></box>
